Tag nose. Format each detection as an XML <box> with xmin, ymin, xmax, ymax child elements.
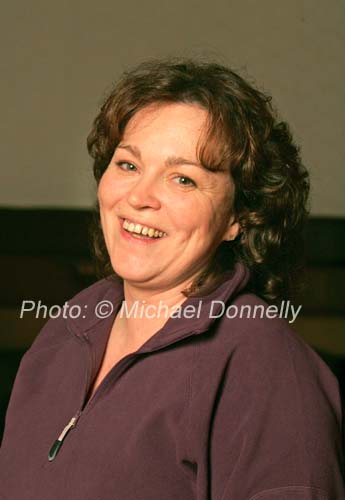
<box><xmin>126</xmin><ymin>173</ymin><xmax>161</xmax><ymax>210</ymax></box>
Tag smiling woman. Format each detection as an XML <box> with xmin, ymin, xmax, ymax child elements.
<box><xmin>98</xmin><ymin>102</ymin><xmax>239</xmax><ymax>294</ymax></box>
<box><xmin>87</xmin><ymin>59</ymin><xmax>310</xmax><ymax>305</ymax></box>
<box><xmin>0</xmin><ymin>58</ymin><xmax>344</xmax><ymax>500</ymax></box>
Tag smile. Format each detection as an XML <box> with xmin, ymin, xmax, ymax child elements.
<box><xmin>121</xmin><ymin>218</ymin><xmax>167</xmax><ymax>239</ymax></box>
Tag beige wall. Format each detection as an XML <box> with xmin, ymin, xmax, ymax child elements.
<box><xmin>1</xmin><ymin>0</ymin><xmax>344</xmax><ymax>216</ymax></box>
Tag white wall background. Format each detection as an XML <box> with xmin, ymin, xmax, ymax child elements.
<box><xmin>1</xmin><ymin>0</ymin><xmax>344</xmax><ymax>216</ymax></box>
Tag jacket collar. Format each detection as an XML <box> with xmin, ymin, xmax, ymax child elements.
<box><xmin>65</xmin><ymin>262</ymin><xmax>250</xmax><ymax>352</ymax></box>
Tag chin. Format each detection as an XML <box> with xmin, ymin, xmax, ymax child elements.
<box><xmin>110</xmin><ymin>260</ymin><xmax>154</xmax><ymax>283</ymax></box>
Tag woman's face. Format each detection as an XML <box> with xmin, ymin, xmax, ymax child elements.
<box><xmin>98</xmin><ymin>102</ymin><xmax>239</xmax><ymax>291</ymax></box>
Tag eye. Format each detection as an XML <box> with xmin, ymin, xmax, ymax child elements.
<box><xmin>115</xmin><ymin>161</ymin><xmax>137</xmax><ymax>172</ymax></box>
<box><xmin>175</xmin><ymin>176</ymin><xmax>196</xmax><ymax>187</ymax></box>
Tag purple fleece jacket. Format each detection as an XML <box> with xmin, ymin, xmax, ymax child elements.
<box><xmin>0</xmin><ymin>262</ymin><xmax>344</xmax><ymax>499</ymax></box>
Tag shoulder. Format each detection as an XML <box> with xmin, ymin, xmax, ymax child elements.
<box><xmin>197</xmin><ymin>291</ymin><xmax>342</xmax><ymax>427</ymax></box>
<box><xmin>191</xmin><ymin>292</ymin><xmax>344</xmax><ymax>495</ymax></box>
<box><xmin>25</xmin><ymin>276</ymin><xmax>117</xmax><ymax>356</ymax></box>
<box><xmin>214</xmin><ymin>291</ymin><xmax>330</xmax><ymax>378</ymax></box>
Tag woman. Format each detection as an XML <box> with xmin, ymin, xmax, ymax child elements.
<box><xmin>1</xmin><ymin>58</ymin><xmax>344</xmax><ymax>499</ymax></box>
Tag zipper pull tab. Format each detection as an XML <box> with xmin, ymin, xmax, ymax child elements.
<box><xmin>48</xmin><ymin>412</ymin><xmax>81</xmax><ymax>461</ymax></box>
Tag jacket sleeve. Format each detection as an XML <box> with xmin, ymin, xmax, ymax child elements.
<box><xmin>204</xmin><ymin>323</ymin><xmax>345</xmax><ymax>500</ymax></box>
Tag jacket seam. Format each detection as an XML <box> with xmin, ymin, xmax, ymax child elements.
<box><xmin>284</xmin><ymin>331</ymin><xmax>314</xmax><ymax>468</ymax></box>
<box><xmin>186</xmin><ymin>341</ymin><xmax>198</xmax><ymax>463</ymax></box>
<box><xmin>247</xmin><ymin>485</ymin><xmax>329</xmax><ymax>500</ymax></box>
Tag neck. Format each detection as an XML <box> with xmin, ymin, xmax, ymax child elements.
<box><xmin>115</xmin><ymin>278</ymin><xmax>192</xmax><ymax>348</ymax></box>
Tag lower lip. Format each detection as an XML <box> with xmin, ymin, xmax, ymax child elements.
<box><xmin>118</xmin><ymin>218</ymin><xmax>165</xmax><ymax>245</ymax></box>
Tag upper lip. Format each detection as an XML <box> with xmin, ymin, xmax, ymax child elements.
<box><xmin>119</xmin><ymin>216</ymin><xmax>166</xmax><ymax>234</ymax></box>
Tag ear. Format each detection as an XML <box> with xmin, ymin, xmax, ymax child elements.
<box><xmin>223</xmin><ymin>217</ymin><xmax>240</xmax><ymax>242</ymax></box>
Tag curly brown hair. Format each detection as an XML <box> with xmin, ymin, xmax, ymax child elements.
<box><xmin>87</xmin><ymin>57</ymin><xmax>310</xmax><ymax>303</ymax></box>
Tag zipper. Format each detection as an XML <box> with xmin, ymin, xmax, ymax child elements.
<box><xmin>47</xmin><ymin>327</ymin><xmax>204</xmax><ymax>462</ymax></box>
<box><xmin>48</xmin><ymin>411</ymin><xmax>81</xmax><ymax>461</ymax></box>
<box><xmin>80</xmin><ymin>333</ymin><xmax>95</xmax><ymax>411</ymax></box>
<box><xmin>47</xmin><ymin>332</ymin><xmax>94</xmax><ymax>463</ymax></box>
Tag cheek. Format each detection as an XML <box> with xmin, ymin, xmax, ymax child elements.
<box><xmin>97</xmin><ymin>172</ymin><xmax>119</xmax><ymax>208</ymax></box>
<box><xmin>169</xmin><ymin>200</ymin><xmax>215</xmax><ymax>237</ymax></box>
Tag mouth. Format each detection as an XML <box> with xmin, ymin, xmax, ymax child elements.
<box><xmin>118</xmin><ymin>217</ymin><xmax>167</xmax><ymax>241</ymax></box>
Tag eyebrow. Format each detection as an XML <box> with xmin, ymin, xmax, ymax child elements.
<box><xmin>116</xmin><ymin>143</ymin><xmax>204</xmax><ymax>169</ymax></box>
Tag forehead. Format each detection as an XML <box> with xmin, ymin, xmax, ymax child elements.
<box><xmin>117</xmin><ymin>104</ymin><xmax>208</xmax><ymax>170</ymax></box>
<box><xmin>123</xmin><ymin>102</ymin><xmax>208</xmax><ymax>141</ymax></box>
<box><xmin>119</xmin><ymin>102</ymin><xmax>230</xmax><ymax>173</ymax></box>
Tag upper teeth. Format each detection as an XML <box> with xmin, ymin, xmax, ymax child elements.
<box><xmin>123</xmin><ymin>219</ymin><xmax>166</xmax><ymax>238</ymax></box>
